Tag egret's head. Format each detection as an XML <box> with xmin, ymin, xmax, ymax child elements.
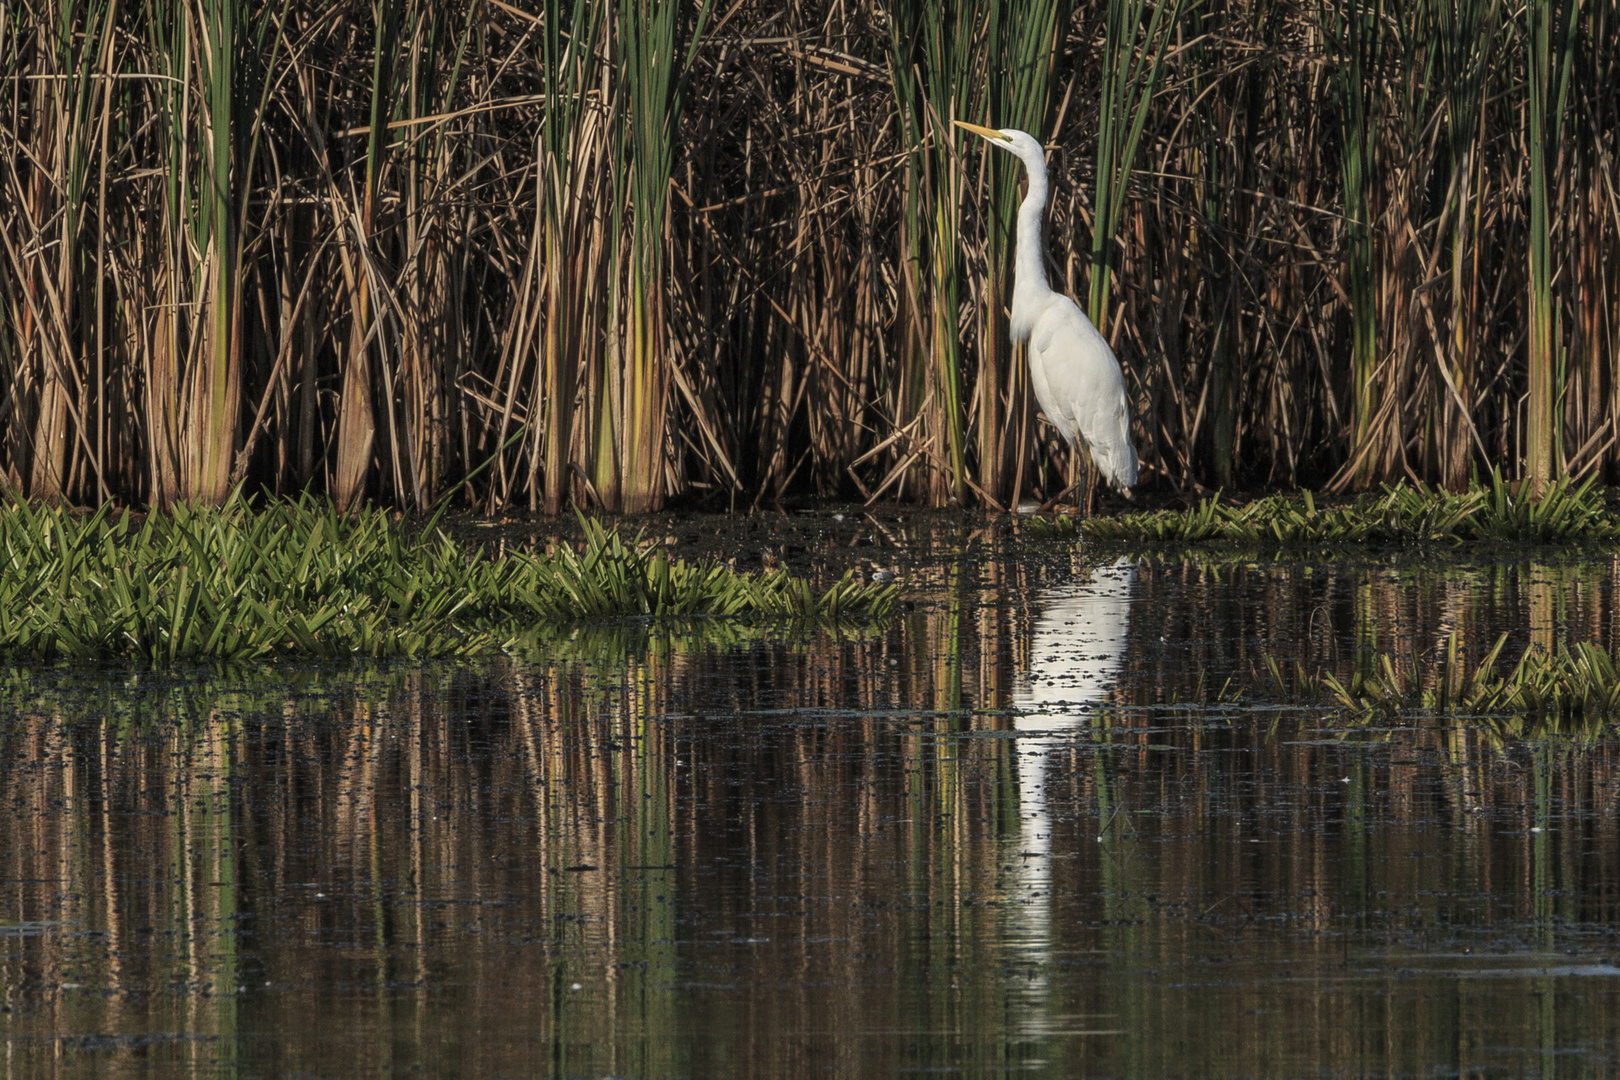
<box><xmin>953</xmin><ymin>122</ymin><xmax>1047</xmax><ymax>168</ymax></box>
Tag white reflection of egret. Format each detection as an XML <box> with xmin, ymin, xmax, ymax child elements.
<box><xmin>1004</xmin><ymin>556</ymin><xmax>1136</xmax><ymax>1022</ymax></box>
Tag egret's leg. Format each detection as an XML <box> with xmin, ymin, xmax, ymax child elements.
<box><xmin>1035</xmin><ymin>445</ymin><xmax>1097</xmax><ymax>516</ymax></box>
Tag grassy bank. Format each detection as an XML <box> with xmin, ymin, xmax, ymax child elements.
<box><xmin>1048</xmin><ymin>474</ymin><xmax>1620</xmax><ymax>545</ymax></box>
<box><xmin>0</xmin><ymin>498</ymin><xmax>899</xmax><ymax>662</ymax></box>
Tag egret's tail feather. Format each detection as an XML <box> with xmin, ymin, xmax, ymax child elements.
<box><xmin>1097</xmin><ymin>443</ymin><xmax>1138</xmax><ymax>493</ymax></box>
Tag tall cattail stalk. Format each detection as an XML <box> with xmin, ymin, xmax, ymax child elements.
<box><xmin>1570</xmin><ymin>2</ymin><xmax>1619</xmax><ymax>482</ymax></box>
<box><xmin>885</xmin><ymin>0</ymin><xmax>979</xmax><ymax>506</ymax></box>
<box><xmin>1179</xmin><ymin>0</ymin><xmax>1277</xmax><ymax>488</ymax></box>
<box><xmin>1523</xmin><ymin>0</ymin><xmax>1579</xmax><ymax>494</ymax></box>
<box><xmin>598</xmin><ymin>0</ymin><xmax>712</xmax><ymax>514</ymax></box>
<box><xmin>533</xmin><ymin>0</ymin><xmax>607</xmax><ymax>515</ymax></box>
<box><xmin>388</xmin><ymin>3</ymin><xmax>472</xmax><ymax>510</ymax></box>
<box><xmin>330</xmin><ymin>0</ymin><xmax>401</xmax><ymax>513</ymax></box>
<box><xmin>1429</xmin><ymin>0</ymin><xmax>1498</xmax><ymax>491</ymax></box>
<box><xmin>1321</xmin><ymin>0</ymin><xmax>1385</xmax><ymax>490</ymax></box>
<box><xmin>7</xmin><ymin>5</ymin><xmax>106</xmax><ymax>502</ymax></box>
<box><xmin>144</xmin><ymin>0</ymin><xmax>281</xmax><ymax>508</ymax></box>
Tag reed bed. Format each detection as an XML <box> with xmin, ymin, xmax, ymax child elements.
<box><xmin>1</xmin><ymin>0</ymin><xmax>1617</xmax><ymax>513</ymax></box>
<box><xmin>0</xmin><ymin>497</ymin><xmax>898</xmax><ymax>661</ymax></box>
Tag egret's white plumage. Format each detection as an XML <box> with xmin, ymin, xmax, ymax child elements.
<box><xmin>956</xmin><ymin>122</ymin><xmax>1138</xmax><ymax>494</ymax></box>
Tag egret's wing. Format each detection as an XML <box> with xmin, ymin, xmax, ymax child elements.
<box><xmin>1025</xmin><ymin>331</ymin><xmax>1065</xmax><ymax>448</ymax></box>
<box><xmin>1029</xmin><ymin>297</ymin><xmax>1139</xmax><ymax>490</ymax></box>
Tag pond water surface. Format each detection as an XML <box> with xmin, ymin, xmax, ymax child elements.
<box><xmin>5</xmin><ymin>514</ymin><xmax>1620</xmax><ymax>1078</ymax></box>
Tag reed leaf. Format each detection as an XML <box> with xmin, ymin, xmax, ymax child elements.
<box><xmin>1427</xmin><ymin>0</ymin><xmax>1499</xmax><ymax>490</ymax></box>
<box><xmin>599</xmin><ymin>0</ymin><xmax>713</xmax><ymax>513</ymax></box>
<box><xmin>884</xmin><ymin>0</ymin><xmax>976</xmax><ymax>505</ymax></box>
<box><xmin>970</xmin><ymin>0</ymin><xmax>1071</xmax><ymax>507</ymax></box>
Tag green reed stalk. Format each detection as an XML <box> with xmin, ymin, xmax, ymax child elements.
<box><xmin>972</xmin><ymin>0</ymin><xmax>1069</xmax><ymax>506</ymax></box>
<box><xmin>887</xmin><ymin>0</ymin><xmax>993</xmax><ymax>506</ymax></box>
<box><xmin>536</xmin><ymin>0</ymin><xmax>607</xmax><ymax>515</ymax></box>
<box><xmin>387</xmin><ymin>2</ymin><xmax>474</xmax><ymax>511</ymax></box>
<box><xmin>1181</xmin><ymin>0</ymin><xmax>1274</xmax><ymax>487</ymax></box>
<box><xmin>194</xmin><ymin>0</ymin><xmax>240</xmax><ymax>506</ymax></box>
<box><xmin>0</xmin><ymin>1</ymin><xmax>116</xmax><ymax>504</ymax></box>
<box><xmin>390</xmin><ymin>7</ymin><xmax>434</xmax><ymax>510</ymax></box>
<box><xmin>1524</xmin><ymin>0</ymin><xmax>1578</xmax><ymax>494</ymax></box>
<box><xmin>1564</xmin><ymin>101</ymin><xmax>1605</xmax><ymax>471</ymax></box>
<box><xmin>1366</xmin><ymin>9</ymin><xmax>1434</xmax><ymax>488</ymax></box>
<box><xmin>1430</xmin><ymin>0</ymin><xmax>1498</xmax><ymax>491</ymax></box>
<box><xmin>147</xmin><ymin>3</ymin><xmax>183</xmax><ymax>506</ymax></box>
<box><xmin>144</xmin><ymin>0</ymin><xmax>280</xmax><ymax>508</ymax></box>
<box><xmin>1574</xmin><ymin>1</ymin><xmax>1620</xmax><ymax>476</ymax></box>
<box><xmin>1321</xmin><ymin>0</ymin><xmax>1384</xmax><ymax>489</ymax></box>
<box><xmin>1088</xmin><ymin>0</ymin><xmax>1181</xmax><ymax>330</ymax></box>
<box><xmin>149</xmin><ymin>1</ymin><xmax>202</xmax><ymax>507</ymax></box>
<box><xmin>885</xmin><ymin>0</ymin><xmax>933</xmax><ymax>504</ymax></box>
<box><xmin>333</xmin><ymin>0</ymin><xmax>404</xmax><ymax>512</ymax></box>
<box><xmin>930</xmin><ymin>152</ymin><xmax>969</xmax><ymax>509</ymax></box>
<box><xmin>35</xmin><ymin>6</ymin><xmax>79</xmax><ymax>501</ymax></box>
<box><xmin>602</xmin><ymin>0</ymin><xmax>711</xmax><ymax>513</ymax></box>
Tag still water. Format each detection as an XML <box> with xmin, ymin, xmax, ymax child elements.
<box><xmin>5</xmin><ymin>516</ymin><xmax>1620</xmax><ymax>1078</ymax></box>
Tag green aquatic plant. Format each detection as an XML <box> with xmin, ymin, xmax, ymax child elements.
<box><xmin>1471</xmin><ymin>469</ymin><xmax>1616</xmax><ymax>540</ymax></box>
<box><xmin>1276</xmin><ymin>631</ymin><xmax>1620</xmax><ymax>728</ymax></box>
<box><xmin>0</xmin><ymin>496</ymin><xmax>899</xmax><ymax>662</ymax></box>
<box><xmin>1047</xmin><ymin>473</ymin><xmax>1620</xmax><ymax>546</ymax></box>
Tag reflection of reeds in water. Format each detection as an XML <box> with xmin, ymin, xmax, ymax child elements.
<box><xmin>0</xmin><ymin>643</ymin><xmax>1023</xmax><ymax>1072</ymax></box>
<box><xmin>1133</xmin><ymin>547</ymin><xmax>1620</xmax><ymax>730</ymax></box>
<box><xmin>8</xmin><ymin>559</ymin><xmax>1620</xmax><ymax>1071</ymax></box>
<box><xmin>0</xmin><ymin>666</ymin><xmax>694</xmax><ymax>1074</ymax></box>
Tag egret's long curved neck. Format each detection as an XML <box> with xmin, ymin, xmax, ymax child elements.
<box><xmin>1006</xmin><ymin>142</ymin><xmax>1053</xmax><ymax>343</ymax></box>
<box><xmin>1014</xmin><ymin>148</ymin><xmax>1051</xmax><ymax>296</ymax></box>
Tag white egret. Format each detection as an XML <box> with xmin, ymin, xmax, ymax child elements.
<box><xmin>955</xmin><ymin>121</ymin><xmax>1138</xmax><ymax>501</ymax></box>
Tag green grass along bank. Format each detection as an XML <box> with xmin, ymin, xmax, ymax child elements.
<box><xmin>0</xmin><ymin>498</ymin><xmax>900</xmax><ymax>662</ymax></box>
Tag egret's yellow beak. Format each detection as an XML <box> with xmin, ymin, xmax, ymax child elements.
<box><xmin>953</xmin><ymin>120</ymin><xmax>1010</xmax><ymax>142</ymax></box>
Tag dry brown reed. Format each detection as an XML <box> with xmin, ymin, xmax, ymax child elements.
<box><xmin>1</xmin><ymin>0</ymin><xmax>1617</xmax><ymax>512</ymax></box>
